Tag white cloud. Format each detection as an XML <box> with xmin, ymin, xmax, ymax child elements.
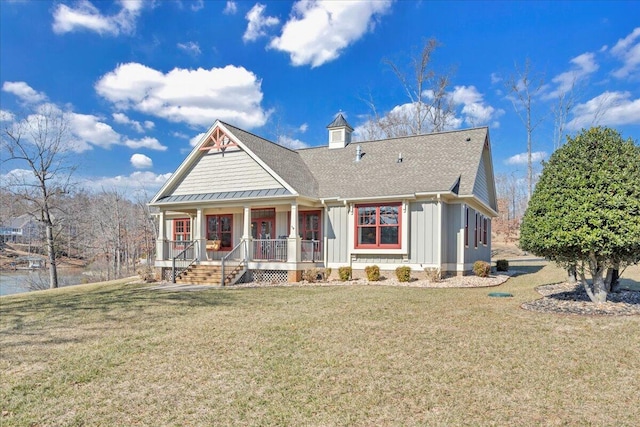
<box><xmin>277</xmin><ymin>135</ymin><xmax>308</xmax><ymax>149</ymax></box>
<box><xmin>505</xmin><ymin>151</ymin><xmax>548</xmax><ymax>165</ymax></box>
<box><xmin>191</xmin><ymin>0</ymin><xmax>204</xmax><ymax>12</ymax></box>
<box><xmin>610</xmin><ymin>27</ymin><xmax>640</xmax><ymax>78</ymax></box>
<box><xmin>451</xmin><ymin>85</ymin><xmax>504</xmax><ymax>127</ymax></box>
<box><xmin>490</xmin><ymin>72</ymin><xmax>502</xmax><ymax>85</ymax></box>
<box><xmin>567</xmin><ymin>91</ymin><xmax>640</xmax><ymax>130</ymax></box>
<box><xmin>189</xmin><ymin>132</ymin><xmax>206</xmax><ymax>147</ymax></box>
<box><xmin>95</xmin><ymin>62</ymin><xmax>270</xmax><ymax>129</ymax></box>
<box><xmin>124</xmin><ymin>136</ymin><xmax>167</xmax><ymax>151</ymax></box>
<box><xmin>0</xmin><ymin>109</ymin><xmax>16</xmax><ymax>122</ymax></box>
<box><xmin>2</xmin><ymin>81</ymin><xmax>47</xmax><ymax>103</ymax></box>
<box><xmin>81</xmin><ymin>171</ymin><xmax>172</xmax><ymax>196</ymax></box>
<box><xmin>223</xmin><ymin>1</ymin><xmax>237</xmax><ymax>15</ymax></box>
<box><xmin>177</xmin><ymin>41</ymin><xmax>201</xmax><ymax>56</ymax></box>
<box><xmin>113</xmin><ymin>112</ymin><xmax>144</xmax><ymax>132</ymax></box>
<box><xmin>130</xmin><ymin>153</ymin><xmax>152</xmax><ymax>169</ymax></box>
<box><xmin>299</xmin><ymin>123</ymin><xmax>308</xmax><ymax>133</ymax></box>
<box><xmin>269</xmin><ymin>0</ymin><xmax>392</xmax><ymax>68</ymax></box>
<box><xmin>546</xmin><ymin>52</ymin><xmax>599</xmax><ymax>99</ymax></box>
<box><xmin>68</xmin><ymin>112</ymin><xmax>121</xmax><ymax>150</ymax></box>
<box><xmin>68</xmin><ymin>112</ymin><xmax>166</xmax><ymax>151</ymax></box>
<box><xmin>52</xmin><ymin>0</ymin><xmax>144</xmax><ymax>36</ymax></box>
<box><xmin>243</xmin><ymin>3</ymin><xmax>279</xmax><ymax>42</ymax></box>
<box><xmin>143</xmin><ymin>120</ymin><xmax>154</xmax><ymax>129</ymax></box>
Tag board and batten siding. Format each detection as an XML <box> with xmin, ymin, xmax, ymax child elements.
<box><xmin>463</xmin><ymin>206</ymin><xmax>491</xmax><ymax>264</ymax></box>
<box><xmin>171</xmin><ymin>150</ymin><xmax>283</xmax><ymax>196</ymax></box>
<box><xmin>443</xmin><ymin>203</ymin><xmax>461</xmax><ymax>265</ymax></box>
<box><xmin>473</xmin><ymin>151</ymin><xmax>489</xmax><ymax>207</ymax></box>
<box><xmin>326</xmin><ymin>204</ymin><xmax>349</xmax><ymax>264</ymax></box>
<box><xmin>408</xmin><ymin>201</ymin><xmax>439</xmax><ymax>265</ymax></box>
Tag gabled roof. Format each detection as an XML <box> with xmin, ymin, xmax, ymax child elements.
<box><xmin>220</xmin><ymin>123</ymin><xmax>318</xmax><ymax>197</ymax></box>
<box><xmin>297</xmin><ymin>127</ymin><xmax>491</xmax><ymax>201</ymax></box>
<box><xmin>150</xmin><ymin>122</ymin><xmax>496</xmax><ymax>214</ymax></box>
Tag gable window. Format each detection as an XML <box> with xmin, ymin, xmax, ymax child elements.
<box><xmin>355</xmin><ymin>203</ymin><xmax>401</xmax><ymax>249</ymax></box>
<box><xmin>207</xmin><ymin>215</ymin><xmax>233</xmax><ymax>249</ymax></box>
<box><xmin>173</xmin><ymin>218</ymin><xmax>191</xmax><ymax>242</ymax></box>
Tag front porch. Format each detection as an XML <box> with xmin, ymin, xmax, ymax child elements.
<box><xmin>155</xmin><ymin>237</ymin><xmax>323</xmax><ymax>285</ymax></box>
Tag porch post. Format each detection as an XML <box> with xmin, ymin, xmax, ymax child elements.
<box><xmin>156</xmin><ymin>210</ymin><xmax>165</xmax><ymax>261</ymax></box>
<box><xmin>242</xmin><ymin>206</ymin><xmax>251</xmax><ymax>239</ymax></box>
<box><xmin>287</xmin><ymin>202</ymin><xmax>301</xmax><ymax>267</ymax></box>
<box><xmin>289</xmin><ymin>203</ymin><xmax>298</xmax><ymax>238</ymax></box>
<box><xmin>196</xmin><ymin>208</ymin><xmax>205</xmax><ymax>260</ymax></box>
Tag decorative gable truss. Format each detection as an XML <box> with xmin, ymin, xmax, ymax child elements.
<box><xmin>199</xmin><ymin>127</ymin><xmax>239</xmax><ymax>153</ymax></box>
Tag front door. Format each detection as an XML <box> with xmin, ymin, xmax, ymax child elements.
<box><xmin>251</xmin><ymin>209</ymin><xmax>276</xmax><ymax>259</ymax></box>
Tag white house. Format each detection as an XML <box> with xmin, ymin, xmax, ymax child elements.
<box><xmin>149</xmin><ymin>115</ymin><xmax>497</xmax><ymax>285</ymax></box>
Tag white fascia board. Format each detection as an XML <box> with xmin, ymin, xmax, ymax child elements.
<box><xmin>216</xmin><ymin>122</ymin><xmax>298</xmax><ymax>196</ymax></box>
<box><xmin>337</xmin><ymin>194</ymin><xmax>418</xmax><ymax>203</ymax></box>
<box><xmin>457</xmin><ymin>195</ymin><xmax>499</xmax><ymax>217</ymax></box>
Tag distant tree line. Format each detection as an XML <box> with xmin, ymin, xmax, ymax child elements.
<box><xmin>0</xmin><ymin>187</ymin><xmax>157</xmax><ymax>282</ymax></box>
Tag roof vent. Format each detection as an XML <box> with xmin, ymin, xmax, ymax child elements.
<box><xmin>466</xmin><ymin>137</ymin><xmax>471</xmax><ymax>142</ymax></box>
<box><xmin>355</xmin><ymin>145</ymin><xmax>362</xmax><ymax>162</ymax></box>
<box><xmin>397</xmin><ymin>152</ymin><xmax>403</xmax><ymax>163</ymax></box>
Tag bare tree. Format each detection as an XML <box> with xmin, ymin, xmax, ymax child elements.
<box><xmin>1</xmin><ymin>106</ymin><xmax>77</xmax><ymax>289</ymax></box>
<box><xmin>506</xmin><ymin>59</ymin><xmax>546</xmax><ymax>200</ymax></box>
<box><xmin>361</xmin><ymin>38</ymin><xmax>455</xmax><ymax>140</ymax></box>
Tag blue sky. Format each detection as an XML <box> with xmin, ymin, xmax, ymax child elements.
<box><xmin>1</xmin><ymin>0</ymin><xmax>639</xmax><ymax>198</ymax></box>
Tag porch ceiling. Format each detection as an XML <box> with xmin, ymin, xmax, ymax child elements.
<box><xmin>154</xmin><ymin>188</ymin><xmax>293</xmax><ymax>204</ymax></box>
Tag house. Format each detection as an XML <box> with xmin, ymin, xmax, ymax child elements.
<box><xmin>149</xmin><ymin>115</ymin><xmax>497</xmax><ymax>285</ymax></box>
<box><xmin>0</xmin><ymin>214</ymin><xmax>42</xmax><ymax>244</ymax></box>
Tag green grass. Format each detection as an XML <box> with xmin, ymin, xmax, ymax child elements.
<box><xmin>1</xmin><ymin>264</ymin><xmax>639</xmax><ymax>426</ymax></box>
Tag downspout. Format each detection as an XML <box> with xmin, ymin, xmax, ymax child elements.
<box><xmin>321</xmin><ymin>199</ymin><xmax>328</xmax><ymax>268</ymax></box>
<box><xmin>437</xmin><ymin>194</ymin><xmax>442</xmax><ymax>272</ymax></box>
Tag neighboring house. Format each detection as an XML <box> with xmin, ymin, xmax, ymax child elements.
<box><xmin>149</xmin><ymin>115</ymin><xmax>497</xmax><ymax>285</ymax></box>
<box><xmin>0</xmin><ymin>214</ymin><xmax>42</xmax><ymax>244</ymax></box>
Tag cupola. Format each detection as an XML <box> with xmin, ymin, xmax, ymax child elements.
<box><xmin>327</xmin><ymin>113</ymin><xmax>353</xmax><ymax>149</ymax></box>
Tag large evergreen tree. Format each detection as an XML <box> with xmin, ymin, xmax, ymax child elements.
<box><xmin>520</xmin><ymin>127</ymin><xmax>640</xmax><ymax>303</ymax></box>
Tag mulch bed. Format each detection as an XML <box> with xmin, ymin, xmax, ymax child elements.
<box><xmin>522</xmin><ymin>282</ymin><xmax>640</xmax><ymax>316</ymax></box>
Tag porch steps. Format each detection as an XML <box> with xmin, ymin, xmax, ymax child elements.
<box><xmin>176</xmin><ymin>264</ymin><xmax>244</xmax><ymax>286</ymax></box>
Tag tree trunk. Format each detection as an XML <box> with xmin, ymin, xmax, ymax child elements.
<box><xmin>45</xmin><ymin>222</ymin><xmax>58</xmax><ymax>289</ymax></box>
<box><xmin>567</xmin><ymin>264</ymin><xmax>577</xmax><ymax>284</ymax></box>
<box><xmin>591</xmin><ymin>269</ymin><xmax>608</xmax><ymax>303</ymax></box>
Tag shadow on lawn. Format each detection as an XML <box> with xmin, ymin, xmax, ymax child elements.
<box><xmin>0</xmin><ymin>283</ymin><xmax>235</xmax><ymax>338</ymax></box>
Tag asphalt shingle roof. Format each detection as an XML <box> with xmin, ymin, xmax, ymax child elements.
<box><xmin>297</xmin><ymin>127</ymin><xmax>489</xmax><ymax>199</ymax></box>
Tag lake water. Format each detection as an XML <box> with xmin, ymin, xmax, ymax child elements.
<box><xmin>0</xmin><ymin>270</ymin><xmax>88</xmax><ymax>296</ymax></box>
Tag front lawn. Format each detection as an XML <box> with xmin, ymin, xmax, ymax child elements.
<box><xmin>1</xmin><ymin>263</ymin><xmax>639</xmax><ymax>426</ymax></box>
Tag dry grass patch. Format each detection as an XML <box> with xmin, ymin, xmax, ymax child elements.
<box><xmin>1</xmin><ymin>264</ymin><xmax>640</xmax><ymax>426</ymax></box>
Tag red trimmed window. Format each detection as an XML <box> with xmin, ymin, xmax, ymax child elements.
<box><xmin>206</xmin><ymin>215</ymin><xmax>233</xmax><ymax>249</ymax></box>
<box><xmin>355</xmin><ymin>203</ymin><xmax>401</xmax><ymax>249</ymax></box>
<box><xmin>173</xmin><ymin>218</ymin><xmax>191</xmax><ymax>242</ymax></box>
<box><xmin>298</xmin><ymin>211</ymin><xmax>321</xmax><ymax>241</ymax></box>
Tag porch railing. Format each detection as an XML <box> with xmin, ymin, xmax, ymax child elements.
<box><xmin>221</xmin><ymin>239</ymin><xmax>248</xmax><ymax>286</ymax></box>
<box><xmin>251</xmin><ymin>238</ymin><xmax>288</xmax><ymax>261</ymax></box>
<box><xmin>171</xmin><ymin>240</ymin><xmax>198</xmax><ymax>283</ymax></box>
<box><xmin>301</xmin><ymin>240</ymin><xmax>321</xmax><ymax>262</ymax></box>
